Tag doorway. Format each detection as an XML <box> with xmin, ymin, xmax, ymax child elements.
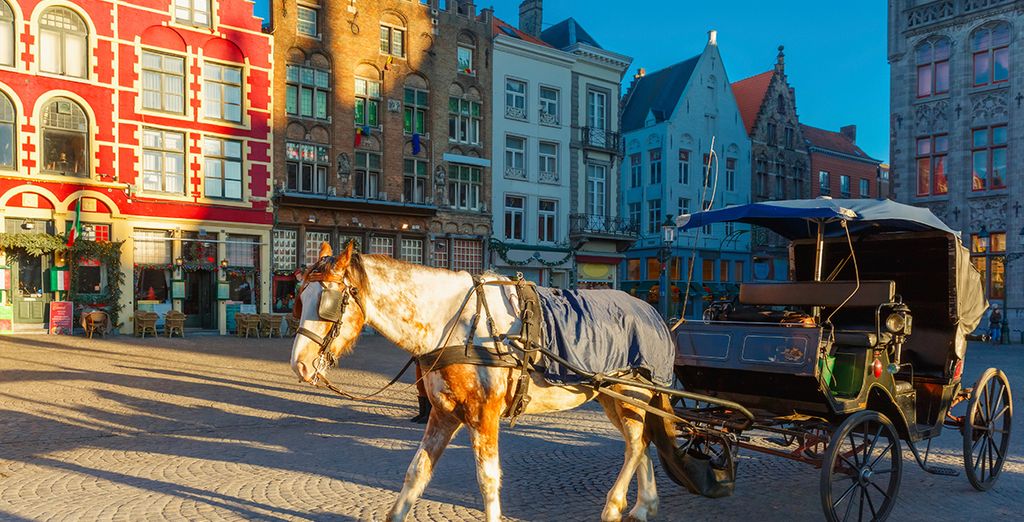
<box><xmin>184</xmin><ymin>270</ymin><xmax>215</xmax><ymax>329</ymax></box>
<box><xmin>12</xmin><ymin>252</ymin><xmax>49</xmax><ymax>324</ymax></box>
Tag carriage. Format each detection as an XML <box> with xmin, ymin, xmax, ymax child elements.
<box><xmin>658</xmin><ymin>198</ymin><xmax>1012</xmax><ymax>521</ymax></box>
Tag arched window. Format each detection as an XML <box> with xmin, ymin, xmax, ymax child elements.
<box><xmin>0</xmin><ymin>92</ymin><xmax>14</xmax><ymax>169</ymax></box>
<box><xmin>0</xmin><ymin>1</ymin><xmax>14</xmax><ymax>67</ymax></box>
<box><xmin>971</xmin><ymin>22</ymin><xmax>1010</xmax><ymax>86</ymax></box>
<box><xmin>39</xmin><ymin>7</ymin><xmax>88</xmax><ymax>78</ymax></box>
<box><xmin>776</xmin><ymin>94</ymin><xmax>786</xmax><ymax>115</ymax></box>
<box><xmin>41</xmin><ymin>97</ymin><xmax>89</xmax><ymax>176</ymax></box>
<box><xmin>916</xmin><ymin>38</ymin><xmax>950</xmax><ymax>97</ymax></box>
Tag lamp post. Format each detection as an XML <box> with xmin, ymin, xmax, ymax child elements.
<box><xmin>659</xmin><ymin>217</ymin><xmax>676</xmax><ymax>319</ymax></box>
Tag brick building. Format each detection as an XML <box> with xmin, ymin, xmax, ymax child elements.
<box><xmin>267</xmin><ymin>0</ymin><xmax>493</xmax><ymax>311</ymax></box>
<box><xmin>0</xmin><ymin>0</ymin><xmax>272</xmax><ymax>334</ymax></box>
<box><xmin>802</xmin><ymin>124</ymin><xmax>882</xmax><ymax>200</ymax></box>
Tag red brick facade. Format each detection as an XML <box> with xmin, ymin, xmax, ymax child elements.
<box><xmin>802</xmin><ymin>125</ymin><xmax>882</xmax><ymax>199</ymax></box>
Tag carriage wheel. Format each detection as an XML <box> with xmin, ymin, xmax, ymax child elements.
<box><xmin>820</xmin><ymin>411</ymin><xmax>902</xmax><ymax>522</ymax></box>
<box><xmin>963</xmin><ymin>368</ymin><xmax>1013</xmax><ymax>492</ymax></box>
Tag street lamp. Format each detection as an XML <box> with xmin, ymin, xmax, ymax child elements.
<box><xmin>659</xmin><ymin>217</ymin><xmax>676</xmax><ymax>319</ymax></box>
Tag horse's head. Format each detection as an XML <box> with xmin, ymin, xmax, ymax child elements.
<box><xmin>290</xmin><ymin>241</ymin><xmax>367</xmax><ymax>384</ymax></box>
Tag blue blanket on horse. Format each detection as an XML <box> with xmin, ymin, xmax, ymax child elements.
<box><xmin>535</xmin><ymin>287</ymin><xmax>675</xmax><ymax>386</ymax></box>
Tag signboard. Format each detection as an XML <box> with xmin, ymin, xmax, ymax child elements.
<box><xmin>171</xmin><ymin>280</ymin><xmax>186</xmax><ymax>299</ymax></box>
<box><xmin>217</xmin><ymin>281</ymin><xmax>230</xmax><ymax>300</ymax></box>
<box><xmin>225</xmin><ymin>302</ymin><xmax>242</xmax><ymax>332</ymax></box>
<box><xmin>0</xmin><ymin>305</ymin><xmax>12</xmax><ymax>334</ymax></box>
<box><xmin>48</xmin><ymin>301</ymin><xmax>74</xmax><ymax>335</ymax></box>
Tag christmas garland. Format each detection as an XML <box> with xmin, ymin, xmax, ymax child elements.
<box><xmin>68</xmin><ymin>240</ymin><xmax>126</xmax><ymax>327</ymax></box>
<box><xmin>0</xmin><ymin>233</ymin><xmax>67</xmax><ymax>256</ymax></box>
<box><xmin>488</xmin><ymin>239</ymin><xmax>575</xmax><ymax>268</ymax></box>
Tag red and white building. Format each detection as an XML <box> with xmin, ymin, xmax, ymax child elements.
<box><xmin>0</xmin><ymin>0</ymin><xmax>272</xmax><ymax>333</ymax></box>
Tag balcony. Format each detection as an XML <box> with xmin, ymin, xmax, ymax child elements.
<box><xmin>505</xmin><ymin>105</ymin><xmax>527</xmax><ymax>121</ymax></box>
<box><xmin>538</xmin><ymin>170</ymin><xmax>559</xmax><ymax>184</ymax></box>
<box><xmin>579</xmin><ymin>127</ymin><xmax>619</xmax><ymax>153</ymax></box>
<box><xmin>503</xmin><ymin>165</ymin><xmax>527</xmax><ymax>181</ymax></box>
<box><xmin>569</xmin><ymin>213</ymin><xmax>639</xmax><ymax>241</ymax></box>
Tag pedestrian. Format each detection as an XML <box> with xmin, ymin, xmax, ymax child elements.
<box><xmin>409</xmin><ymin>362</ymin><xmax>431</xmax><ymax>423</ymax></box>
<box><xmin>989</xmin><ymin>305</ymin><xmax>1002</xmax><ymax>344</ymax></box>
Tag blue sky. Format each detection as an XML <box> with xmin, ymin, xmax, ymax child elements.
<box><xmin>251</xmin><ymin>0</ymin><xmax>889</xmax><ymax>161</ymax></box>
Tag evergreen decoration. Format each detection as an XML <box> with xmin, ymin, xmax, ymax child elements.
<box><xmin>0</xmin><ymin>233</ymin><xmax>68</xmax><ymax>256</ymax></box>
<box><xmin>68</xmin><ymin>240</ymin><xmax>126</xmax><ymax>328</ymax></box>
<box><xmin>488</xmin><ymin>239</ymin><xmax>575</xmax><ymax>268</ymax></box>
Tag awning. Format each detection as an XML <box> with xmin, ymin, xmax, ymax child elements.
<box><xmin>578</xmin><ymin>262</ymin><xmax>614</xmax><ymax>282</ymax></box>
<box><xmin>442</xmin><ymin>153</ymin><xmax>491</xmax><ymax>167</ymax></box>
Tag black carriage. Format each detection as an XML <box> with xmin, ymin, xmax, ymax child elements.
<box><xmin>662</xmin><ymin>199</ymin><xmax>1012</xmax><ymax>521</ymax></box>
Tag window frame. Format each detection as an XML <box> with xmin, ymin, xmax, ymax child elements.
<box><xmin>915</xmin><ymin>133</ymin><xmax>948</xmax><ymax>196</ymax></box>
<box><xmin>141</xmin><ymin>50</ymin><xmax>186</xmax><ymax>115</ymax></box>
<box><xmin>504</xmin><ymin>78</ymin><xmax>527</xmax><ymax>120</ymax></box>
<box><xmin>916</xmin><ymin>38</ymin><xmax>950</xmax><ymax>98</ymax></box>
<box><xmin>585</xmin><ymin>163</ymin><xmax>607</xmax><ymax>217</ymax></box>
<box><xmin>0</xmin><ymin>1</ymin><xmax>14</xmax><ymax>67</ymax></box>
<box><xmin>648</xmin><ymin>149</ymin><xmax>662</xmax><ymax>184</ymax></box>
<box><xmin>379</xmin><ymin>24</ymin><xmax>406</xmax><ymax>58</ymax></box>
<box><xmin>403</xmin><ymin>86</ymin><xmax>428</xmax><ymax>134</ymax></box>
<box><xmin>0</xmin><ymin>91</ymin><xmax>15</xmax><ymax>170</ymax></box>
<box><xmin>354</xmin><ymin>77</ymin><xmax>381</xmax><ymax>128</ymax></box>
<box><xmin>647</xmin><ymin>199</ymin><xmax>662</xmax><ymax>234</ymax></box>
<box><xmin>41</xmin><ymin>97</ymin><xmax>89</xmax><ymax>177</ymax></box>
<box><xmin>972</xmin><ymin>23</ymin><xmax>1010</xmax><ymax>87</ymax></box>
<box><xmin>203</xmin><ymin>136</ymin><xmax>243</xmax><ymax>200</ymax></box>
<box><xmin>403</xmin><ymin>157</ymin><xmax>429</xmax><ymax>204</ymax></box>
<box><xmin>725</xmin><ymin>157</ymin><xmax>736</xmax><ymax>191</ymax></box>
<box><xmin>354</xmin><ymin>151</ymin><xmax>382</xmax><ymax>199</ymax></box>
<box><xmin>285</xmin><ymin>141</ymin><xmax>329</xmax><ymax>194</ymax></box>
<box><xmin>457</xmin><ymin>45</ymin><xmax>474</xmax><ymax>75</ymax></box>
<box><xmin>971</xmin><ymin>125</ymin><xmax>1007</xmax><ymax>191</ymax></box>
<box><xmin>539</xmin><ymin>86</ymin><xmax>559</xmax><ymax>125</ymax></box>
<box><xmin>448</xmin><ymin>96</ymin><xmax>482</xmax><ymax>145</ymax></box>
<box><xmin>141</xmin><ymin>127</ymin><xmax>186</xmax><ymax>194</ymax></box>
<box><xmin>447</xmin><ymin>164</ymin><xmax>482</xmax><ymax>210</ymax></box>
<box><xmin>503</xmin><ymin>194</ymin><xmax>525</xmax><ymax>241</ymax></box>
<box><xmin>504</xmin><ymin>134</ymin><xmax>526</xmax><ymax>180</ymax></box>
<box><xmin>818</xmin><ymin>170</ymin><xmax>830</xmax><ymax>196</ymax></box>
<box><xmin>538</xmin><ymin>141</ymin><xmax>558</xmax><ymax>183</ymax></box>
<box><xmin>286</xmin><ymin>64</ymin><xmax>331</xmax><ymax>121</ymax></box>
<box><xmin>38</xmin><ymin>6</ymin><xmax>89</xmax><ymax>79</ymax></box>
<box><xmin>296</xmin><ymin>5</ymin><xmax>318</xmax><ymax>38</ymax></box>
<box><xmin>840</xmin><ymin>174</ymin><xmax>851</xmax><ymax>198</ymax></box>
<box><xmin>678</xmin><ymin>149</ymin><xmax>690</xmax><ymax>184</ymax></box>
<box><xmin>203</xmin><ymin>61</ymin><xmax>244</xmax><ymax>123</ymax></box>
<box><xmin>174</xmin><ymin>0</ymin><xmax>211</xmax><ymax>28</ymax></box>
<box><xmin>538</xmin><ymin>198</ymin><xmax>557</xmax><ymax>243</ymax></box>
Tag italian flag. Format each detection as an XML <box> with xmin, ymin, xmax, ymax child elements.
<box><xmin>67</xmin><ymin>197</ymin><xmax>82</xmax><ymax>247</ymax></box>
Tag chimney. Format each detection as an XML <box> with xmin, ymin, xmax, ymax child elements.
<box><xmin>840</xmin><ymin>125</ymin><xmax>857</xmax><ymax>143</ymax></box>
<box><xmin>708</xmin><ymin>29</ymin><xmax>717</xmax><ymax>46</ymax></box>
<box><xmin>518</xmin><ymin>0</ymin><xmax>543</xmax><ymax>37</ymax></box>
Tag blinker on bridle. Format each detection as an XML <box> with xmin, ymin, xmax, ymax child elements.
<box><xmin>295</xmin><ymin>257</ymin><xmax>360</xmax><ymax>386</ymax></box>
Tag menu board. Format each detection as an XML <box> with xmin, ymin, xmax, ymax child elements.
<box><xmin>48</xmin><ymin>301</ymin><xmax>74</xmax><ymax>335</ymax></box>
<box><xmin>225</xmin><ymin>302</ymin><xmax>242</xmax><ymax>332</ymax></box>
<box><xmin>0</xmin><ymin>305</ymin><xmax>12</xmax><ymax>334</ymax></box>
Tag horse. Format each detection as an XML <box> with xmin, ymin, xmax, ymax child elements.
<box><xmin>289</xmin><ymin>242</ymin><xmax>681</xmax><ymax>521</ymax></box>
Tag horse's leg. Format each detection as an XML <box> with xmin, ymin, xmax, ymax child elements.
<box><xmin>597</xmin><ymin>386</ymin><xmax>656</xmax><ymax>522</ymax></box>
<box><xmin>629</xmin><ymin>452</ymin><xmax>659</xmax><ymax>520</ymax></box>
<box><xmin>468</xmin><ymin>409</ymin><xmax>502</xmax><ymax>522</ymax></box>
<box><xmin>387</xmin><ymin>409</ymin><xmax>461</xmax><ymax>522</ymax></box>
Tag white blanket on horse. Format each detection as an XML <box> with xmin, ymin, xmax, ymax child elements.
<box><xmin>535</xmin><ymin>287</ymin><xmax>675</xmax><ymax>386</ymax></box>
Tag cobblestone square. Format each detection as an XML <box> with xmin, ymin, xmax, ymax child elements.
<box><xmin>1</xmin><ymin>333</ymin><xmax>1020</xmax><ymax>521</ymax></box>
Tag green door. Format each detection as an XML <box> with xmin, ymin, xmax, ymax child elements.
<box><xmin>12</xmin><ymin>252</ymin><xmax>49</xmax><ymax>324</ymax></box>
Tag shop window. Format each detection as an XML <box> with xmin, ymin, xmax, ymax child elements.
<box><xmin>646</xmin><ymin>257</ymin><xmax>660</xmax><ymax>280</ymax></box>
<box><xmin>368</xmin><ymin>236</ymin><xmax>394</xmax><ymax>256</ymax></box>
<box><xmin>273</xmin><ymin>229</ymin><xmax>297</xmax><ymax>271</ymax></box>
<box><xmin>626</xmin><ymin>259</ymin><xmax>640</xmax><ymax>280</ymax></box>
<box><xmin>451</xmin><ymin>238</ymin><xmax>482</xmax><ymax>274</ymax></box>
<box><xmin>400</xmin><ymin>238</ymin><xmax>423</xmax><ymax>264</ymax></box>
<box><xmin>76</xmin><ymin>257</ymin><xmax>104</xmax><ymax>294</ymax></box>
<box><xmin>304</xmin><ymin>230</ymin><xmax>330</xmax><ymax>266</ymax></box>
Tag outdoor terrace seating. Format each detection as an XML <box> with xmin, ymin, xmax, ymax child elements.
<box><xmin>134</xmin><ymin>311</ymin><xmax>159</xmax><ymax>338</ymax></box>
<box><xmin>164</xmin><ymin>310</ymin><xmax>186</xmax><ymax>338</ymax></box>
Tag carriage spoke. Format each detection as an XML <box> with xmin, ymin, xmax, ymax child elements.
<box><xmin>864</xmin><ymin>425</ymin><xmax>883</xmax><ymax>465</ymax></box>
<box><xmin>863</xmin><ymin>483</ymin><xmax>880</xmax><ymax>520</ymax></box>
<box><xmin>833</xmin><ymin>480</ymin><xmax>859</xmax><ymax>510</ymax></box>
<box><xmin>988</xmin><ymin>388</ymin><xmax>1004</xmax><ymax>423</ymax></box>
<box><xmin>869</xmin><ymin>480</ymin><xmax>893</xmax><ymax>501</ymax></box>
<box><xmin>858</xmin><ymin>487</ymin><xmax>866</xmax><ymax>522</ymax></box>
<box><xmin>990</xmin><ymin>404</ymin><xmax>1010</xmax><ymax>424</ymax></box>
<box><xmin>869</xmin><ymin>441</ymin><xmax>894</xmax><ymax>469</ymax></box>
<box><xmin>840</xmin><ymin>454</ymin><xmax>859</xmax><ymax>473</ymax></box>
<box><xmin>871</xmin><ymin>467</ymin><xmax>892</xmax><ymax>475</ymax></box>
<box><xmin>848</xmin><ymin>434</ymin><xmax>862</xmax><ymax>466</ymax></box>
<box><xmin>840</xmin><ymin>482</ymin><xmax>857</xmax><ymax>522</ymax></box>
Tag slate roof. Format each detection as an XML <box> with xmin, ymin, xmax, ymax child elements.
<box><xmin>492</xmin><ymin>16</ymin><xmax>551</xmax><ymax>48</ymax></box>
<box><xmin>620</xmin><ymin>54</ymin><xmax>701</xmax><ymax>133</ymax></box>
<box><xmin>731</xmin><ymin>70</ymin><xmax>773</xmax><ymax>135</ymax></box>
<box><xmin>540</xmin><ymin>17</ymin><xmax>602</xmax><ymax>50</ymax></box>
<box><xmin>800</xmin><ymin>124</ymin><xmax>877</xmax><ymax>161</ymax></box>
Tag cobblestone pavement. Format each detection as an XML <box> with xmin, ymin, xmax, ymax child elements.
<box><xmin>0</xmin><ymin>332</ymin><xmax>1021</xmax><ymax>521</ymax></box>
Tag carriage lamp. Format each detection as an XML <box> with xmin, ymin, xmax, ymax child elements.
<box><xmin>220</xmin><ymin>259</ymin><xmax>229</xmax><ymax>268</ymax></box>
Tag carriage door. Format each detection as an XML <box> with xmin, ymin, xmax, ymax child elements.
<box><xmin>7</xmin><ymin>220</ymin><xmax>51</xmax><ymax>324</ymax></box>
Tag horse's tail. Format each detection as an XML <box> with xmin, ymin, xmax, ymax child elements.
<box><xmin>645</xmin><ymin>393</ymin><xmax>686</xmax><ymax>480</ymax></box>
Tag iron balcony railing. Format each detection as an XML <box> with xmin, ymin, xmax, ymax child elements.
<box><xmin>569</xmin><ymin>213</ymin><xmax>639</xmax><ymax>239</ymax></box>
<box><xmin>579</xmin><ymin>127</ymin><xmax>620</xmax><ymax>152</ymax></box>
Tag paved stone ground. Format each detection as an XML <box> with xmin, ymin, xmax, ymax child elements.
<box><xmin>0</xmin><ymin>332</ymin><xmax>1021</xmax><ymax>521</ymax></box>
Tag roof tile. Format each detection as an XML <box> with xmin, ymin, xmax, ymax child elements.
<box><xmin>731</xmin><ymin>70</ymin><xmax>773</xmax><ymax>135</ymax></box>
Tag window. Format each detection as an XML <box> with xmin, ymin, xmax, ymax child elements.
<box><xmin>75</xmin><ymin>257</ymin><xmax>105</xmax><ymax>294</ymax></box>
<box><xmin>734</xmin><ymin>261</ymin><xmax>744</xmax><ymax>282</ymax></box>
<box><xmin>647</xmin><ymin>199</ymin><xmax>662</xmax><ymax>234</ymax></box>
<box><xmin>649</xmin><ymin>149</ymin><xmax>662</xmax><ymax>184</ymax></box>
<box><xmin>226</xmin><ymin>235</ymin><xmax>257</xmax><ymax>268</ymax></box>
<box><xmin>647</xmin><ymin>258</ymin><xmax>661</xmax><ymax>281</ymax></box>
<box><xmin>41</xmin><ymin>98</ymin><xmax>88</xmax><ymax>176</ymax></box>
<box><xmin>39</xmin><ymin>7</ymin><xmax>88</xmax><ymax>78</ymax></box>
<box><xmin>629</xmin><ymin>153</ymin><xmax>642</xmax><ymax>187</ymax></box>
<box><xmin>539</xmin><ymin>86</ymin><xmax>559</xmax><ymax>125</ymax></box>
<box><xmin>504</xmin><ymin>195</ymin><xmax>525</xmax><ymax>241</ymax></box>
<box><xmin>403</xmin><ymin>158</ymin><xmax>428</xmax><ymax>203</ymax></box>
<box><xmin>297</xmin><ymin>6</ymin><xmax>317</xmax><ymax>37</ymax></box>
<box><xmin>354</xmin><ymin>151</ymin><xmax>381</xmax><ymax>199</ymax></box>
<box><xmin>448</xmin><ymin>164</ymin><xmax>481</xmax><ymax>210</ymax></box>
<box><xmin>403</xmin><ymin>87</ymin><xmax>428</xmax><ymax>134</ymax></box>
<box><xmin>355</xmin><ymin>78</ymin><xmax>381</xmax><ymax>127</ymax></box>
<box><xmin>702</xmin><ymin>259</ymin><xmax>714</xmax><ymax>281</ymax></box>
<box><xmin>400</xmin><ymin>238</ymin><xmax>423</xmax><ymax>264</ymax></box>
<box><xmin>0</xmin><ymin>1</ymin><xmax>13</xmax><ymax>67</ymax></box>
<box><xmin>626</xmin><ymin>259</ymin><xmax>641</xmax><ymax>280</ymax></box>
<box><xmin>818</xmin><ymin>170</ymin><xmax>830</xmax><ymax>196</ymax></box>
<box><xmin>916</xmin><ymin>134</ymin><xmax>948</xmax><ymax>196</ymax></box>
<box><xmin>916</xmin><ymin>38</ymin><xmax>950</xmax><ymax>97</ymax></box>
<box><xmin>972</xmin><ymin>125</ymin><xmax>1007</xmax><ymax>191</ymax></box>
<box><xmin>720</xmin><ymin>260</ymin><xmax>729</xmax><ymax>282</ymax></box>
<box><xmin>972</xmin><ymin>23</ymin><xmax>1010</xmax><ymax>86</ymax></box>
<box><xmin>304</xmin><ymin>231</ymin><xmax>331</xmax><ymax>266</ymax></box>
<box><xmin>775</xmin><ymin>174</ymin><xmax>786</xmax><ymax>199</ymax></box>
<box><xmin>766</xmin><ymin>122</ymin><xmax>777</xmax><ymax>146</ymax></box>
<box><xmin>756</xmin><ymin>158</ymin><xmax>768</xmax><ymax>197</ymax></box>
<box><xmin>273</xmin><ymin>229</ymin><xmax>297</xmax><ymax>271</ymax></box>
<box><xmin>971</xmin><ymin>232</ymin><xmax>1005</xmax><ymax>300</ymax></box>
<box><xmin>725</xmin><ymin>158</ymin><xmax>736</xmax><ymax>191</ymax></box>
<box><xmin>457</xmin><ymin>45</ymin><xmax>473</xmax><ymax>74</ymax></box>
<box><xmin>337</xmin><ymin>234</ymin><xmax>361</xmax><ymax>252</ymax></box>
<box><xmin>587</xmin><ymin>90</ymin><xmax>607</xmax><ymax>130</ymax></box>
<box><xmin>859</xmin><ymin>179</ymin><xmax>870</xmax><ymax>198</ymax></box>
<box><xmin>369</xmin><ymin>236</ymin><xmax>394</xmax><ymax>256</ymax></box>
<box><xmin>285</xmin><ymin>142</ymin><xmax>329</xmax><ymax>194</ymax></box>
<box><xmin>134</xmin><ymin>229</ymin><xmax>171</xmax><ymax>265</ymax></box>
<box><xmin>505</xmin><ymin>78</ymin><xmax>526</xmax><ymax>120</ymax></box>
<box><xmin>286</xmin><ymin>64</ymin><xmax>330</xmax><ymax>120</ymax></box>
<box><xmin>433</xmin><ymin>239</ymin><xmax>448</xmax><ymax>268</ymax></box>
<box><xmin>586</xmin><ymin>163</ymin><xmax>607</xmax><ymax>217</ymax></box>
<box><xmin>451</xmin><ymin>238</ymin><xmax>483</xmax><ymax>274</ymax></box>
<box><xmin>174</xmin><ymin>0</ymin><xmax>211</xmax><ymax>27</ymax></box>
<box><xmin>678</xmin><ymin>197</ymin><xmax>690</xmax><ymax>216</ymax></box>
<box><xmin>840</xmin><ymin>175</ymin><xmax>851</xmax><ymax>198</ymax></box>
<box><xmin>628</xmin><ymin>202</ymin><xmax>641</xmax><ymax>229</ymax></box>
<box><xmin>141</xmin><ymin>52</ymin><xmax>185</xmax><ymax>115</ymax></box>
<box><xmin>538</xmin><ymin>141</ymin><xmax>558</xmax><ymax>183</ymax></box>
<box><xmin>679</xmin><ymin>150</ymin><xmax>690</xmax><ymax>184</ymax></box>
<box><xmin>204</xmin><ymin>137</ymin><xmax>242</xmax><ymax>200</ymax></box>
<box><xmin>141</xmin><ymin>129</ymin><xmax>185</xmax><ymax>193</ymax></box>
<box><xmin>784</xmin><ymin>127</ymin><xmax>795</xmax><ymax>148</ymax></box>
<box><xmin>448</xmin><ymin>97</ymin><xmax>481</xmax><ymax>145</ymax></box>
<box><xmin>0</xmin><ymin>92</ymin><xmax>14</xmax><ymax>169</ymax></box>
<box><xmin>380</xmin><ymin>25</ymin><xmax>405</xmax><ymax>57</ymax></box>
<box><xmin>504</xmin><ymin>135</ymin><xmax>526</xmax><ymax>180</ymax></box>
<box><xmin>538</xmin><ymin>199</ymin><xmax>556</xmax><ymax>243</ymax></box>
<box><xmin>204</xmin><ymin>62</ymin><xmax>242</xmax><ymax>122</ymax></box>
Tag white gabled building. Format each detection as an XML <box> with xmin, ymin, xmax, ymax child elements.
<box><xmin>488</xmin><ymin>15</ymin><xmax>576</xmax><ymax>287</ymax></box>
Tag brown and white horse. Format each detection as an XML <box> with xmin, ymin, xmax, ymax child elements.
<box><xmin>290</xmin><ymin>242</ymin><xmax>679</xmax><ymax>521</ymax></box>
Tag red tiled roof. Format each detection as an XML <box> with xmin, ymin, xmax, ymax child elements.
<box><xmin>800</xmin><ymin>124</ymin><xmax>873</xmax><ymax>160</ymax></box>
<box><xmin>731</xmin><ymin>70</ymin><xmax>773</xmax><ymax>135</ymax></box>
<box><xmin>492</xmin><ymin>16</ymin><xmax>551</xmax><ymax>48</ymax></box>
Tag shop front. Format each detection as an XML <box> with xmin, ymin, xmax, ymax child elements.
<box><xmin>4</xmin><ymin>219</ymin><xmax>53</xmax><ymax>327</ymax></box>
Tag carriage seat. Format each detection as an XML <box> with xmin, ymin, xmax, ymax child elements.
<box><xmin>739</xmin><ymin>280</ymin><xmax>895</xmax><ymax>308</ymax></box>
<box><xmin>833</xmin><ymin>330</ymin><xmax>892</xmax><ymax>349</ymax></box>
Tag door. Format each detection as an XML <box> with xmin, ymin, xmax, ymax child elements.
<box><xmin>184</xmin><ymin>270</ymin><xmax>215</xmax><ymax>329</ymax></box>
<box><xmin>12</xmin><ymin>252</ymin><xmax>48</xmax><ymax>324</ymax></box>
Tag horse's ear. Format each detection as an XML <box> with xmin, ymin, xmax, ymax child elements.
<box><xmin>332</xmin><ymin>241</ymin><xmax>355</xmax><ymax>272</ymax></box>
<box><xmin>318</xmin><ymin>242</ymin><xmax>333</xmax><ymax>260</ymax></box>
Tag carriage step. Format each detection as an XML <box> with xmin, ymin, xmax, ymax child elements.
<box><xmin>922</xmin><ymin>465</ymin><xmax>960</xmax><ymax>477</ymax></box>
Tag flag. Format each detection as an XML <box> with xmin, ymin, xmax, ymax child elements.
<box><xmin>66</xmin><ymin>197</ymin><xmax>82</xmax><ymax>247</ymax></box>
<box><xmin>354</xmin><ymin>127</ymin><xmax>363</xmax><ymax>147</ymax></box>
<box><xmin>362</xmin><ymin>124</ymin><xmax>371</xmax><ymax>137</ymax></box>
<box><xmin>412</xmin><ymin>133</ymin><xmax>421</xmax><ymax>155</ymax></box>
<box><xmin>384</xmin><ymin>56</ymin><xmax>394</xmax><ymax>71</ymax></box>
